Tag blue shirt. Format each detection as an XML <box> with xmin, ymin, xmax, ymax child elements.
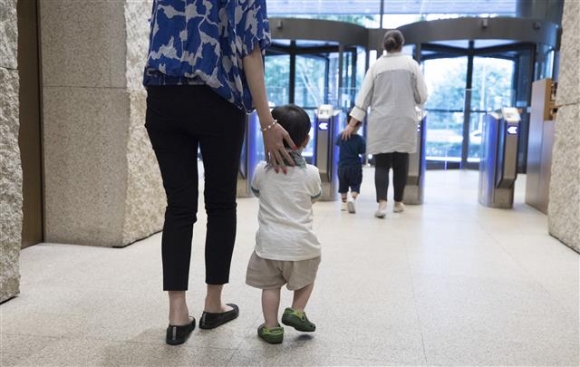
<box><xmin>143</xmin><ymin>0</ymin><xmax>271</xmax><ymax>112</ymax></box>
<box><xmin>336</xmin><ymin>134</ymin><xmax>366</xmax><ymax>166</ymax></box>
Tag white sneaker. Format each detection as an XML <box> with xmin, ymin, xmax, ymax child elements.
<box><xmin>347</xmin><ymin>199</ymin><xmax>356</xmax><ymax>213</ymax></box>
<box><xmin>394</xmin><ymin>202</ymin><xmax>405</xmax><ymax>213</ymax></box>
<box><xmin>374</xmin><ymin>208</ymin><xmax>387</xmax><ymax>218</ymax></box>
<box><xmin>374</xmin><ymin>202</ymin><xmax>387</xmax><ymax>218</ymax></box>
<box><xmin>341</xmin><ymin>201</ymin><xmax>348</xmax><ymax>211</ymax></box>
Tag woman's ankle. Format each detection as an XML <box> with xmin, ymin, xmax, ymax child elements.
<box><xmin>204</xmin><ymin>284</ymin><xmax>233</xmax><ymax>313</ymax></box>
<box><xmin>168</xmin><ymin>291</ymin><xmax>190</xmax><ymax>325</ymax></box>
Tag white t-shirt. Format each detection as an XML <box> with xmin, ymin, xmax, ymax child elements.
<box><xmin>251</xmin><ymin>161</ymin><xmax>322</xmax><ymax>261</ymax></box>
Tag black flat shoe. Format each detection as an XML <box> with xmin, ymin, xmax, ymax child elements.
<box><xmin>166</xmin><ymin>318</ymin><xmax>196</xmax><ymax>345</ymax></box>
<box><xmin>199</xmin><ymin>303</ymin><xmax>239</xmax><ymax>329</ymax></box>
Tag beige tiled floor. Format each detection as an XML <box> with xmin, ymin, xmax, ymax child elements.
<box><xmin>2</xmin><ymin>169</ymin><xmax>579</xmax><ymax>366</ymax></box>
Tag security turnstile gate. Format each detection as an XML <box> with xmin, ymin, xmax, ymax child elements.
<box><xmin>404</xmin><ymin>115</ymin><xmax>427</xmax><ymax>205</ymax></box>
<box><xmin>313</xmin><ymin>105</ymin><xmax>341</xmax><ymax>201</ymax></box>
<box><xmin>478</xmin><ymin>108</ymin><xmax>521</xmax><ymax>208</ymax></box>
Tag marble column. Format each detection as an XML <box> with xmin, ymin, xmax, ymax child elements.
<box><xmin>548</xmin><ymin>0</ymin><xmax>580</xmax><ymax>253</ymax></box>
<box><xmin>40</xmin><ymin>0</ymin><xmax>164</xmax><ymax>247</ymax></box>
<box><xmin>122</xmin><ymin>1</ymin><xmax>166</xmax><ymax>245</ymax></box>
<box><xmin>0</xmin><ymin>0</ymin><xmax>22</xmax><ymax>302</ymax></box>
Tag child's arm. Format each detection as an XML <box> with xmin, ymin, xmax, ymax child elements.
<box><xmin>251</xmin><ymin>162</ymin><xmax>266</xmax><ymax>197</ymax></box>
<box><xmin>308</xmin><ymin>167</ymin><xmax>323</xmax><ymax>204</ymax></box>
<box><xmin>311</xmin><ymin>191</ymin><xmax>322</xmax><ymax>204</ymax></box>
<box><xmin>251</xmin><ymin>187</ymin><xmax>260</xmax><ymax>198</ymax></box>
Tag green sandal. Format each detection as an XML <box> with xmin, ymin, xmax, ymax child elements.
<box><xmin>281</xmin><ymin>307</ymin><xmax>316</xmax><ymax>332</ymax></box>
<box><xmin>258</xmin><ymin>324</ymin><xmax>284</xmax><ymax>344</ymax></box>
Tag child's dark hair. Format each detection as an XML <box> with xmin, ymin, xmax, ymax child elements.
<box><xmin>383</xmin><ymin>30</ymin><xmax>404</xmax><ymax>52</ymax></box>
<box><xmin>271</xmin><ymin>104</ymin><xmax>311</xmax><ymax>148</ymax></box>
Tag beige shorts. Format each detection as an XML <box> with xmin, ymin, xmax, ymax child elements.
<box><xmin>246</xmin><ymin>251</ymin><xmax>321</xmax><ymax>291</ymax></box>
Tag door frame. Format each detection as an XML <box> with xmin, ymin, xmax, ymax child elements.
<box><xmin>17</xmin><ymin>0</ymin><xmax>44</xmax><ymax>248</ymax></box>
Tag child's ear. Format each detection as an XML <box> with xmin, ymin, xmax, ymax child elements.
<box><xmin>302</xmin><ymin>135</ymin><xmax>310</xmax><ymax>148</ymax></box>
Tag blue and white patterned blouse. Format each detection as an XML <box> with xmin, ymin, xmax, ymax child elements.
<box><xmin>143</xmin><ymin>0</ymin><xmax>271</xmax><ymax>112</ymax></box>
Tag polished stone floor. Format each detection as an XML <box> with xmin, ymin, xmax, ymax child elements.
<box><xmin>2</xmin><ymin>169</ymin><xmax>579</xmax><ymax>366</ymax></box>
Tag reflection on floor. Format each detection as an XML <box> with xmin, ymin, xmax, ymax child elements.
<box><xmin>2</xmin><ymin>169</ymin><xmax>579</xmax><ymax>366</ymax></box>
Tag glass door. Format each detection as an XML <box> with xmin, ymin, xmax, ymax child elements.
<box><xmin>468</xmin><ymin>57</ymin><xmax>515</xmax><ymax>164</ymax></box>
<box><xmin>423</xmin><ymin>57</ymin><xmax>467</xmax><ymax>169</ymax></box>
<box><xmin>294</xmin><ymin>54</ymin><xmax>328</xmax><ymax>109</ymax></box>
<box><xmin>265</xmin><ymin>54</ymin><xmax>290</xmax><ymax>107</ymax></box>
<box><xmin>420</xmin><ymin>42</ymin><xmax>524</xmax><ymax>170</ymax></box>
<box><xmin>294</xmin><ymin>54</ymin><xmax>328</xmax><ymax>161</ymax></box>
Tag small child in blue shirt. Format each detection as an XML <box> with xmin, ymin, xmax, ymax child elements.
<box><xmin>336</xmin><ymin>120</ymin><xmax>366</xmax><ymax>213</ymax></box>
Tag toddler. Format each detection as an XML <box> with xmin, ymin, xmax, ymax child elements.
<box><xmin>246</xmin><ymin>104</ymin><xmax>322</xmax><ymax>344</ymax></box>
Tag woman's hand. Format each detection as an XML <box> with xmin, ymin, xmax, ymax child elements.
<box><xmin>342</xmin><ymin>117</ymin><xmax>361</xmax><ymax>140</ymax></box>
<box><xmin>341</xmin><ymin>123</ymin><xmax>356</xmax><ymax>140</ymax></box>
<box><xmin>262</xmin><ymin>122</ymin><xmax>296</xmax><ymax>173</ymax></box>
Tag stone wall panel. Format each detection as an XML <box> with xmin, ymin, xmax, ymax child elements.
<box><xmin>556</xmin><ymin>0</ymin><xmax>580</xmax><ymax>106</ymax></box>
<box><xmin>122</xmin><ymin>0</ymin><xmax>165</xmax><ymax>245</ymax></box>
<box><xmin>43</xmin><ymin>87</ymin><xmax>130</xmax><ymax>247</ymax></box>
<box><xmin>39</xmin><ymin>0</ymin><xmax>126</xmax><ymax>88</ymax></box>
<box><xmin>548</xmin><ymin>103</ymin><xmax>580</xmax><ymax>252</ymax></box>
<box><xmin>0</xmin><ymin>0</ymin><xmax>17</xmax><ymax>69</ymax></box>
<box><xmin>123</xmin><ymin>90</ymin><xmax>164</xmax><ymax>245</ymax></box>
<box><xmin>0</xmin><ymin>67</ymin><xmax>21</xmax><ymax>302</ymax></box>
<box><xmin>548</xmin><ymin>0</ymin><xmax>580</xmax><ymax>253</ymax></box>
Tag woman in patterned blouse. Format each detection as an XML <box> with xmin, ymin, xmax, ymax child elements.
<box><xmin>143</xmin><ymin>0</ymin><xmax>295</xmax><ymax>345</ymax></box>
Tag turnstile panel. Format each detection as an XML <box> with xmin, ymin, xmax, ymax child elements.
<box><xmin>479</xmin><ymin>109</ymin><xmax>520</xmax><ymax>208</ymax></box>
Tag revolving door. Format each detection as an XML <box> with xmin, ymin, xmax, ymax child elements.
<box><xmin>393</xmin><ymin>17</ymin><xmax>560</xmax><ymax>172</ymax></box>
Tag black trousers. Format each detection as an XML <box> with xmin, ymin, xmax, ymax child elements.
<box><xmin>145</xmin><ymin>85</ymin><xmax>245</xmax><ymax>290</ymax></box>
<box><xmin>374</xmin><ymin>152</ymin><xmax>409</xmax><ymax>203</ymax></box>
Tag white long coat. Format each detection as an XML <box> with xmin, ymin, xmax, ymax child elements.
<box><xmin>350</xmin><ymin>52</ymin><xmax>428</xmax><ymax>154</ymax></box>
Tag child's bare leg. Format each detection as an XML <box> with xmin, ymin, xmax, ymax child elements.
<box><xmin>341</xmin><ymin>193</ymin><xmax>347</xmax><ymax>202</ymax></box>
<box><xmin>351</xmin><ymin>191</ymin><xmax>359</xmax><ymax>200</ymax></box>
<box><xmin>282</xmin><ymin>283</ymin><xmax>316</xmax><ymax>332</ymax></box>
<box><xmin>292</xmin><ymin>283</ymin><xmax>314</xmax><ymax>311</ymax></box>
<box><xmin>262</xmin><ymin>288</ymin><xmax>281</xmax><ymax>328</ymax></box>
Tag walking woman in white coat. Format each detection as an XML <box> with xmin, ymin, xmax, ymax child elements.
<box><xmin>342</xmin><ymin>30</ymin><xmax>428</xmax><ymax>218</ymax></box>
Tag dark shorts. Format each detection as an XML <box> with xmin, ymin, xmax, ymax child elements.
<box><xmin>338</xmin><ymin>164</ymin><xmax>363</xmax><ymax>193</ymax></box>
